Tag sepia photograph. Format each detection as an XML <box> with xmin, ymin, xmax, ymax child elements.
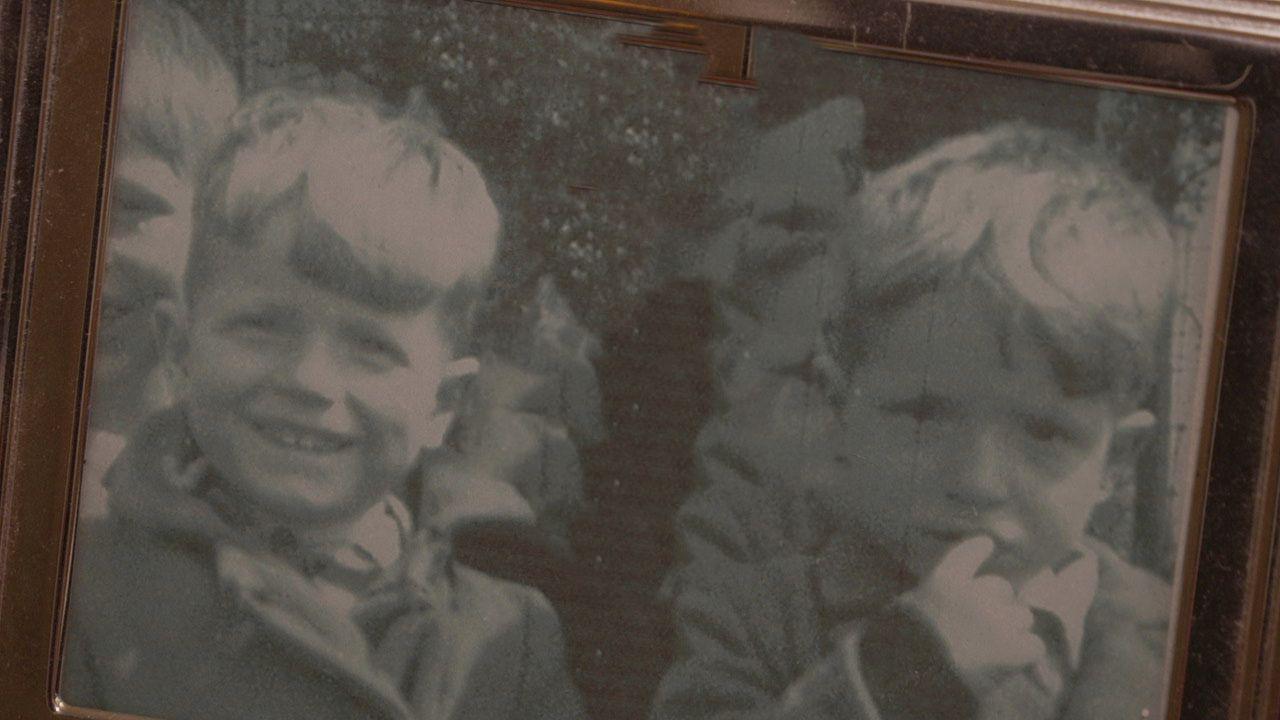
<box><xmin>53</xmin><ymin>1</ymin><xmax>1239</xmax><ymax>719</ymax></box>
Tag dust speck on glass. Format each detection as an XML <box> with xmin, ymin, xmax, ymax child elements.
<box><xmin>61</xmin><ymin>1</ymin><xmax>1236</xmax><ymax>719</ymax></box>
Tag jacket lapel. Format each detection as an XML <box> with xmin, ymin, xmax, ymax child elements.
<box><xmin>215</xmin><ymin>542</ymin><xmax>416</xmax><ymax>719</ymax></box>
<box><xmin>104</xmin><ymin>409</ymin><xmax>418</xmax><ymax>720</ymax></box>
<box><xmin>410</xmin><ymin>568</ymin><xmax>524</xmax><ymax>720</ymax></box>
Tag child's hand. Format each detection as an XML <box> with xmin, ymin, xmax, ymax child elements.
<box><xmin>900</xmin><ymin>535</ymin><xmax>1047</xmax><ymax>695</ymax></box>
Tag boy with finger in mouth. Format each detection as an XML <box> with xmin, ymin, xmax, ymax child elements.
<box><xmin>654</xmin><ymin>124</ymin><xmax>1176</xmax><ymax>720</ymax></box>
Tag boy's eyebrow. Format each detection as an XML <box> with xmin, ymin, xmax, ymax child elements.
<box><xmin>878</xmin><ymin>391</ymin><xmax>964</xmax><ymax>417</ymax></box>
<box><xmin>339</xmin><ymin>319</ymin><xmax>411</xmax><ymax>362</ymax></box>
<box><xmin>218</xmin><ymin>300</ymin><xmax>299</xmax><ymax>325</ymax></box>
<box><xmin>1013</xmin><ymin>406</ymin><xmax>1096</xmax><ymax>446</ymax></box>
<box><xmin>112</xmin><ymin>176</ymin><xmax>177</xmax><ymax>217</ymax></box>
<box><xmin>756</xmin><ymin>202</ymin><xmax>842</xmax><ymax>233</ymax></box>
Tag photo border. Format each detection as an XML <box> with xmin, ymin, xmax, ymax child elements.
<box><xmin>2</xmin><ymin>1</ymin><xmax>1279</xmax><ymax>719</ymax></box>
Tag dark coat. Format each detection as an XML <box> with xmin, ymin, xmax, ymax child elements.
<box><xmin>652</xmin><ymin>535</ymin><xmax>1171</xmax><ymax>720</ymax></box>
<box><xmin>60</xmin><ymin>409</ymin><xmax>585</xmax><ymax>720</ymax></box>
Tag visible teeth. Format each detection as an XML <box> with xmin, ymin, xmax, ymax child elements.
<box><xmin>255</xmin><ymin>423</ymin><xmax>347</xmax><ymax>453</ymax></box>
<box><xmin>991</xmin><ymin>519</ymin><xmax>1024</xmax><ymax>543</ymax></box>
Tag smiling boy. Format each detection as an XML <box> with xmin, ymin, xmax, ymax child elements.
<box><xmin>62</xmin><ymin>91</ymin><xmax>583</xmax><ymax>720</ymax></box>
<box><xmin>654</xmin><ymin>124</ymin><xmax>1175</xmax><ymax>720</ymax></box>
<box><xmin>83</xmin><ymin>0</ymin><xmax>238</xmax><ymax>517</ymax></box>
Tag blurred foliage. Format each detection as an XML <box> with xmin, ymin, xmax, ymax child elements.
<box><xmin>1097</xmin><ymin>90</ymin><xmax>1225</xmax><ymax>229</ymax></box>
<box><xmin>181</xmin><ymin>0</ymin><xmax>1224</xmax><ymax>351</ymax></box>
<box><xmin>163</xmin><ymin>5</ymin><xmax>1229</xmax><ymax>714</ymax></box>
<box><xmin>220</xmin><ymin>0</ymin><xmax>757</xmax><ymax>351</ymax></box>
<box><xmin>178</xmin><ymin>0</ymin><xmax>1225</xmax><ymax>572</ymax></box>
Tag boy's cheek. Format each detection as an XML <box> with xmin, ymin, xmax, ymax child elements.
<box><xmin>347</xmin><ymin>393</ymin><xmax>431</xmax><ymax>463</ymax></box>
<box><xmin>1039</xmin><ymin>454</ymin><xmax>1108</xmax><ymax>531</ymax></box>
<box><xmin>353</xmin><ymin>401</ymin><xmax>434</xmax><ymax>449</ymax></box>
<box><xmin>182</xmin><ymin>350</ymin><xmax>267</xmax><ymax>397</ymax></box>
<box><xmin>1038</xmin><ymin>484</ymin><xmax>1097</xmax><ymax>548</ymax></box>
<box><xmin>840</xmin><ymin>414</ymin><xmax>937</xmax><ymax>470</ymax></box>
<box><xmin>353</xmin><ymin>365</ymin><xmax>439</xmax><ymax>406</ymax></box>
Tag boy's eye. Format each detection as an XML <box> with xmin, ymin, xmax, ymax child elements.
<box><xmin>758</xmin><ymin>203</ymin><xmax>840</xmax><ymax>234</ymax></box>
<box><xmin>879</xmin><ymin>393</ymin><xmax>956</xmax><ymax>424</ymax></box>
<box><xmin>110</xmin><ymin>181</ymin><xmax>174</xmax><ymax>235</ymax></box>
<box><xmin>224</xmin><ymin>311</ymin><xmax>291</xmax><ymax>338</ymax></box>
<box><xmin>1021</xmin><ymin>414</ymin><xmax>1086</xmax><ymax>448</ymax></box>
<box><xmin>349</xmin><ymin>333</ymin><xmax>410</xmax><ymax>369</ymax></box>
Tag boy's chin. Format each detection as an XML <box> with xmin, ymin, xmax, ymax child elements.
<box><xmin>234</xmin><ymin>479</ymin><xmax>386</xmax><ymax>530</ymax></box>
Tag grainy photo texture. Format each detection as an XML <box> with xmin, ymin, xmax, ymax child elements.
<box><xmin>60</xmin><ymin>1</ymin><xmax>1238</xmax><ymax>719</ymax></box>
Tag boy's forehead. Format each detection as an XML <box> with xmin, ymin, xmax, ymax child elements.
<box><xmin>852</xmin><ymin>283</ymin><xmax>1087</xmax><ymax>407</ymax></box>
<box><xmin>222</xmin><ymin>117</ymin><xmax>497</xmax><ymax>286</ymax></box>
<box><xmin>197</xmin><ymin>207</ymin><xmax>442</xmax><ymax>321</ymax></box>
<box><xmin>196</xmin><ymin>238</ymin><xmax>439</xmax><ymax>328</ymax></box>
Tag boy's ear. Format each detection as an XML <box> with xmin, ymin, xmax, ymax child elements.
<box><xmin>1112</xmin><ymin>409</ymin><xmax>1158</xmax><ymax>454</ymax></box>
<box><xmin>438</xmin><ymin>357</ymin><xmax>480</xmax><ymax>409</ymax></box>
<box><xmin>1117</xmin><ymin>409</ymin><xmax>1157</xmax><ymax>434</ymax></box>
<box><xmin>1104</xmin><ymin>409</ymin><xmax>1158</xmax><ymax>480</ymax></box>
<box><xmin>419</xmin><ymin>357</ymin><xmax>481</xmax><ymax>450</ymax></box>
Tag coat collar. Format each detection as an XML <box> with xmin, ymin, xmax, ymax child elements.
<box><xmin>102</xmin><ymin>407</ymin><xmax>425</xmax><ymax>720</ymax></box>
<box><xmin>214</xmin><ymin>543</ymin><xmax>415</xmax><ymax>719</ymax></box>
<box><xmin>104</xmin><ymin>407</ymin><xmax>410</xmax><ymax>583</ymax></box>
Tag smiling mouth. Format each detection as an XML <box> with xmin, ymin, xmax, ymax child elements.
<box><xmin>923</xmin><ymin>527</ymin><xmax>979</xmax><ymax>545</ymax></box>
<box><xmin>248</xmin><ymin>418</ymin><xmax>356</xmax><ymax>454</ymax></box>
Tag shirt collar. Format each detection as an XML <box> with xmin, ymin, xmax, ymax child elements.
<box><xmin>199</xmin><ymin>478</ymin><xmax>412</xmax><ymax>588</ymax></box>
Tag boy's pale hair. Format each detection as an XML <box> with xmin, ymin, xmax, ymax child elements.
<box><xmin>118</xmin><ymin>0</ymin><xmax>238</xmax><ymax>177</ymax></box>
<box><xmin>824</xmin><ymin>123</ymin><xmax>1176</xmax><ymax>409</ymax></box>
<box><xmin>187</xmin><ymin>89</ymin><xmax>499</xmax><ymax>347</ymax></box>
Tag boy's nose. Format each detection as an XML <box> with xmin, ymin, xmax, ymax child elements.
<box><xmin>946</xmin><ymin>429</ymin><xmax>1013</xmax><ymax>510</ymax></box>
<box><xmin>279</xmin><ymin>341</ymin><xmax>343</xmax><ymax>407</ymax></box>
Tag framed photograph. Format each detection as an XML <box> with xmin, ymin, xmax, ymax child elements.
<box><xmin>2</xmin><ymin>1</ymin><xmax>1279</xmax><ymax>719</ymax></box>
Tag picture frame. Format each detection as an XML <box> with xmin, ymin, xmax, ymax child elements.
<box><xmin>2</xmin><ymin>1</ymin><xmax>1280</xmax><ymax>719</ymax></box>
